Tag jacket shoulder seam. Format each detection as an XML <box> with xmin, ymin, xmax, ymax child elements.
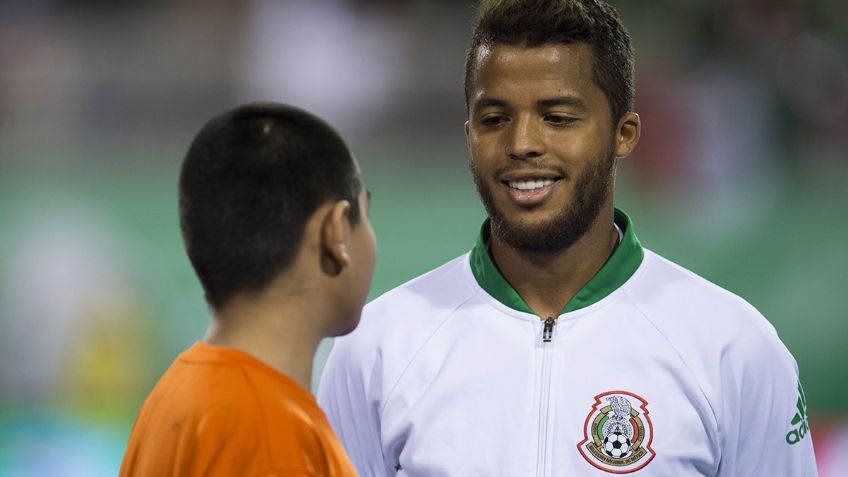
<box><xmin>379</xmin><ymin>286</ymin><xmax>482</xmax><ymax>414</ymax></box>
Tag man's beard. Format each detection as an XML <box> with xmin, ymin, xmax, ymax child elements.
<box><xmin>471</xmin><ymin>148</ymin><xmax>616</xmax><ymax>256</ymax></box>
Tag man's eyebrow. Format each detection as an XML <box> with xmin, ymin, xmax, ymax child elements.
<box><xmin>473</xmin><ymin>96</ymin><xmax>588</xmax><ymax>111</ymax></box>
<box><xmin>537</xmin><ymin>96</ymin><xmax>587</xmax><ymax>111</ymax></box>
<box><xmin>473</xmin><ymin>97</ymin><xmax>509</xmax><ymax>109</ymax></box>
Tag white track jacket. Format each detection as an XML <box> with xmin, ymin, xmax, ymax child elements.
<box><xmin>318</xmin><ymin>210</ymin><xmax>818</xmax><ymax>476</ymax></box>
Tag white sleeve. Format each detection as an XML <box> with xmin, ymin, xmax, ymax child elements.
<box><xmin>317</xmin><ymin>336</ymin><xmax>394</xmax><ymax>477</ymax></box>
<box><xmin>716</xmin><ymin>316</ymin><xmax>818</xmax><ymax>476</ymax></box>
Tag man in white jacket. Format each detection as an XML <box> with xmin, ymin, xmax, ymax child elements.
<box><xmin>318</xmin><ymin>0</ymin><xmax>818</xmax><ymax>475</ymax></box>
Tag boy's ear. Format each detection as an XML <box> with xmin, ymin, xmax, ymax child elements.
<box><xmin>320</xmin><ymin>200</ymin><xmax>352</xmax><ymax>276</ymax></box>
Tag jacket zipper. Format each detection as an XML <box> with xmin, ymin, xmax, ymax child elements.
<box><xmin>543</xmin><ymin>316</ymin><xmax>555</xmax><ymax>342</ymax></box>
<box><xmin>537</xmin><ymin>317</ymin><xmax>556</xmax><ymax>477</ymax></box>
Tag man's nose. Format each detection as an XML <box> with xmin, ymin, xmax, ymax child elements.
<box><xmin>506</xmin><ymin>115</ymin><xmax>545</xmax><ymax>160</ymax></box>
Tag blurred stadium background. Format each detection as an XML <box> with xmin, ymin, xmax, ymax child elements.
<box><xmin>0</xmin><ymin>0</ymin><xmax>846</xmax><ymax>475</ymax></box>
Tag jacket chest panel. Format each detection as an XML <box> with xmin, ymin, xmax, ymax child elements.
<box><xmin>381</xmin><ymin>306</ymin><xmax>720</xmax><ymax>476</ymax></box>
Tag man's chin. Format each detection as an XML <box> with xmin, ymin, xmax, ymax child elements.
<box><xmin>490</xmin><ymin>202</ymin><xmax>604</xmax><ymax>255</ymax></box>
<box><xmin>492</xmin><ymin>218</ymin><xmax>568</xmax><ymax>254</ymax></box>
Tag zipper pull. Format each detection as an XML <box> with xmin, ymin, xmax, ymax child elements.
<box><xmin>543</xmin><ymin>317</ymin><xmax>555</xmax><ymax>343</ymax></box>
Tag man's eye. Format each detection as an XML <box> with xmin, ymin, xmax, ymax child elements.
<box><xmin>545</xmin><ymin>115</ymin><xmax>578</xmax><ymax>126</ymax></box>
<box><xmin>480</xmin><ymin>115</ymin><xmax>507</xmax><ymax>127</ymax></box>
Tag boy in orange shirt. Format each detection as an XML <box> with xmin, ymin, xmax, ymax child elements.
<box><xmin>120</xmin><ymin>102</ymin><xmax>374</xmax><ymax>477</ymax></box>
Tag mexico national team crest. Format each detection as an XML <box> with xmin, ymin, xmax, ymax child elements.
<box><xmin>577</xmin><ymin>391</ymin><xmax>655</xmax><ymax>474</ymax></box>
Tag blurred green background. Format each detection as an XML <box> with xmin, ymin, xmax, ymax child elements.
<box><xmin>1</xmin><ymin>0</ymin><xmax>846</xmax><ymax>475</ymax></box>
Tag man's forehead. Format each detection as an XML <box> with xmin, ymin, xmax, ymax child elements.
<box><xmin>475</xmin><ymin>42</ymin><xmax>593</xmax><ymax>71</ymax></box>
<box><xmin>470</xmin><ymin>43</ymin><xmax>596</xmax><ymax>97</ymax></box>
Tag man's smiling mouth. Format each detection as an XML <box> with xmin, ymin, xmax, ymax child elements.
<box><xmin>506</xmin><ymin>178</ymin><xmax>561</xmax><ymax>191</ymax></box>
<box><xmin>498</xmin><ymin>175</ymin><xmax>564</xmax><ymax>207</ymax></box>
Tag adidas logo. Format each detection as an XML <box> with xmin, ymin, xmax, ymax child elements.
<box><xmin>785</xmin><ymin>381</ymin><xmax>809</xmax><ymax>445</ymax></box>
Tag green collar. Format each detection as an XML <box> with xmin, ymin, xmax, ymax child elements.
<box><xmin>469</xmin><ymin>208</ymin><xmax>644</xmax><ymax>315</ymax></box>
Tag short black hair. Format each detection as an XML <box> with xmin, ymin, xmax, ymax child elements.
<box><xmin>464</xmin><ymin>0</ymin><xmax>635</xmax><ymax>124</ymax></box>
<box><xmin>179</xmin><ymin>102</ymin><xmax>362</xmax><ymax>310</ymax></box>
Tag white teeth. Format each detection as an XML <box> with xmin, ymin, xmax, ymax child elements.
<box><xmin>508</xmin><ymin>179</ymin><xmax>555</xmax><ymax>191</ymax></box>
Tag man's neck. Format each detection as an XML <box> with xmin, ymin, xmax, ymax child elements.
<box><xmin>489</xmin><ymin>208</ymin><xmax>619</xmax><ymax>319</ymax></box>
<box><xmin>204</xmin><ymin>295</ymin><xmax>325</xmax><ymax>390</ymax></box>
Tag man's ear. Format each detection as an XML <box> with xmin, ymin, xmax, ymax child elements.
<box><xmin>464</xmin><ymin>120</ymin><xmax>471</xmax><ymax>148</ymax></box>
<box><xmin>320</xmin><ymin>200</ymin><xmax>352</xmax><ymax>276</ymax></box>
<box><xmin>614</xmin><ymin>112</ymin><xmax>641</xmax><ymax>159</ymax></box>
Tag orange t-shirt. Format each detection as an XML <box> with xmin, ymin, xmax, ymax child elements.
<box><xmin>120</xmin><ymin>342</ymin><xmax>357</xmax><ymax>477</ymax></box>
